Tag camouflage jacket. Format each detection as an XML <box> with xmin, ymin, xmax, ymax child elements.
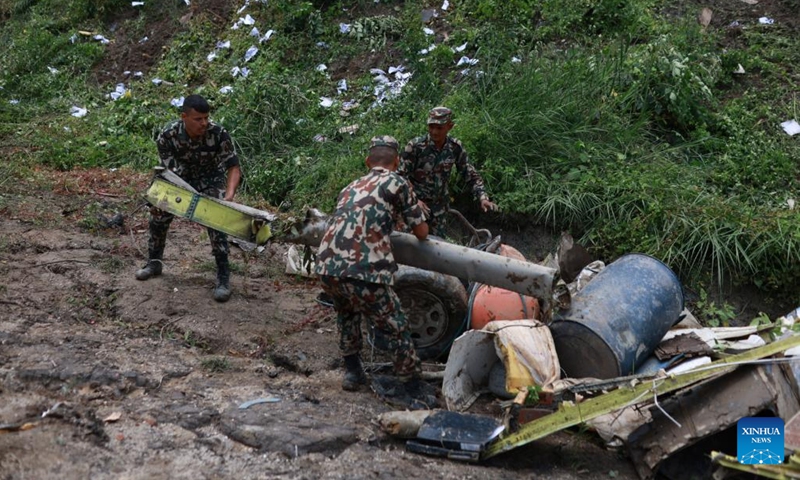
<box><xmin>314</xmin><ymin>167</ymin><xmax>425</xmax><ymax>285</ymax></box>
<box><xmin>156</xmin><ymin>119</ymin><xmax>239</xmax><ymax>196</ymax></box>
<box><xmin>399</xmin><ymin>135</ymin><xmax>488</xmax><ymax>214</ymax></box>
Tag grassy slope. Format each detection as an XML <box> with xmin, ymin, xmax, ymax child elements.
<box><xmin>0</xmin><ymin>0</ymin><xmax>798</xmax><ymax>316</ymax></box>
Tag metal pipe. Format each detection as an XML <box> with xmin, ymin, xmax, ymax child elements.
<box><xmin>282</xmin><ymin>212</ymin><xmax>558</xmax><ymax>314</ymax></box>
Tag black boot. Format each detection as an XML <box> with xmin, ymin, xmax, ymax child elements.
<box><xmin>135</xmin><ymin>250</ymin><xmax>163</xmax><ymax>281</ymax></box>
<box><xmin>342</xmin><ymin>354</ymin><xmax>368</xmax><ymax>391</ymax></box>
<box><xmin>213</xmin><ymin>256</ymin><xmax>231</xmax><ymax>302</ymax></box>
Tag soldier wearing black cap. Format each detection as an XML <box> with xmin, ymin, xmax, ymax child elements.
<box><xmin>400</xmin><ymin>106</ymin><xmax>497</xmax><ymax>236</ymax></box>
<box><xmin>315</xmin><ymin>136</ymin><xmax>429</xmax><ymax>393</ymax></box>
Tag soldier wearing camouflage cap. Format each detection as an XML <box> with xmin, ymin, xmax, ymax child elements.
<box><xmin>399</xmin><ymin>106</ymin><xmax>497</xmax><ymax>237</ymax></box>
<box><xmin>315</xmin><ymin>135</ymin><xmax>430</xmax><ymax>396</ymax></box>
<box><xmin>135</xmin><ymin>94</ymin><xmax>242</xmax><ymax>303</ymax></box>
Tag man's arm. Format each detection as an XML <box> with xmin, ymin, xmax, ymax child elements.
<box><xmin>224</xmin><ymin>165</ymin><xmax>241</xmax><ymax>201</ymax></box>
<box><xmin>453</xmin><ymin>140</ymin><xmax>497</xmax><ymax>212</ymax></box>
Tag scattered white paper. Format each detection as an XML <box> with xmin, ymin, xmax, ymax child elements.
<box><xmin>419</xmin><ymin>44</ymin><xmax>436</xmax><ymax>55</ymax></box>
<box><xmin>339</xmin><ymin>23</ymin><xmax>351</xmax><ymax>34</ymax></box>
<box><xmin>216</xmin><ymin>40</ymin><xmax>231</xmax><ymax>49</ymax></box>
<box><xmin>759</xmin><ymin>17</ymin><xmax>774</xmax><ymax>24</ymax></box>
<box><xmin>511</xmin><ymin>56</ymin><xmax>521</xmax><ymax>63</ymax></box>
<box><xmin>219</xmin><ymin>85</ymin><xmax>233</xmax><ymax>94</ymax></box>
<box><xmin>47</xmin><ymin>66</ymin><xmax>59</xmax><ymax>74</ymax></box>
<box><xmin>388</xmin><ymin>65</ymin><xmax>404</xmax><ymax>74</ymax></box>
<box><xmin>456</xmin><ymin>56</ymin><xmax>479</xmax><ymax>66</ymax></box>
<box><xmin>259</xmin><ymin>29</ymin><xmax>274</xmax><ymax>43</ymax></box>
<box><xmin>423</xmin><ymin>27</ymin><xmax>434</xmax><ymax>36</ymax></box>
<box><xmin>316</xmin><ymin>63</ymin><xmax>328</xmax><ymax>72</ymax></box>
<box><xmin>207</xmin><ymin>51</ymin><xmax>217</xmax><ymax>62</ymax></box>
<box><xmin>152</xmin><ymin>78</ymin><xmax>163</xmax><ymax>85</ymax></box>
<box><xmin>184</xmin><ymin>0</ymin><xmax>190</xmax><ymax>5</ymax></box>
<box><xmin>442</xmin><ymin>0</ymin><xmax>449</xmax><ymax>10</ymax></box>
<box><xmin>70</xmin><ymin>34</ymin><xmax>77</xmax><ymax>44</ymax></box>
<box><xmin>70</xmin><ymin>106</ymin><xmax>88</xmax><ymax>118</ymax></box>
<box><xmin>123</xmin><ymin>70</ymin><xmax>131</xmax><ymax>76</ymax></box>
<box><xmin>63</xmin><ymin>126</ymin><xmax>71</xmax><ymax>132</ymax></box>
<box><xmin>108</xmin><ymin>83</ymin><xmax>127</xmax><ymax>100</ymax></box>
<box><xmin>244</xmin><ymin>45</ymin><xmax>258</xmax><ymax>62</ymax></box>
<box><xmin>729</xmin><ymin>21</ymin><xmax>740</xmax><ymax>28</ymax></box>
<box><xmin>9</xmin><ymin>99</ymin><xmax>19</xmax><ymax>105</ymax></box>
<box><xmin>337</xmin><ymin>79</ymin><xmax>348</xmax><ymax>94</ymax></box>
<box><xmin>780</xmin><ymin>120</ymin><xmax>800</xmax><ymax>136</ymax></box>
<box><xmin>132</xmin><ymin>1</ymin><xmax>144</xmax><ymax>6</ymax></box>
<box><xmin>316</xmin><ymin>41</ymin><xmax>329</xmax><ymax>49</ymax></box>
<box><xmin>460</xmin><ymin>68</ymin><xmax>471</xmax><ymax>76</ymax></box>
<box><xmin>237</xmin><ymin>1</ymin><xmax>249</xmax><ymax>14</ymax></box>
<box><xmin>170</xmin><ymin>97</ymin><xmax>185</xmax><ymax>108</ymax></box>
<box><xmin>242</xmin><ymin>14</ymin><xmax>255</xmax><ymax>25</ymax></box>
<box><xmin>788</xmin><ymin>199</ymin><xmax>795</xmax><ymax>210</ymax></box>
<box><xmin>319</xmin><ymin>97</ymin><xmax>334</xmax><ymax>108</ymax></box>
<box><xmin>93</xmin><ymin>34</ymin><xmax>110</xmax><ymax>45</ymax></box>
<box><xmin>733</xmin><ymin>64</ymin><xmax>745</xmax><ymax>74</ymax></box>
<box><xmin>231</xmin><ymin>66</ymin><xmax>250</xmax><ymax>78</ymax></box>
<box><xmin>313</xmin><ymin>134</ymin><xmax>327</xmax><ymax>142</ymax></box>
<box><xmin>139</xmin><ymin>36</ymin><xmax>148</xmax><ymax>43</ymax></box>
<box><xmin>453</xmin><ymin>42</ymin><xmax>467</xmax><ymax>53</ymax></box>
<box><xmin>250</xmin><ymin>27</ymin><xmax>260</xmax><ymax>37</ymax></box>
<box><xmin>133</xmin><ymin>71</ymin><xmax>143</xmax><ymax>78</ymax></box>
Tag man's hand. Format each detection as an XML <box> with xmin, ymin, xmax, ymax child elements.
<box><xmin>480</xmin><ymin>198</ymin><xmax>498</xmax><ymax>212</ymax></box>
<box><xmin>418</xmin><ymin>200</ymin><xmax>431</xmax><ymax>218</ymax></box>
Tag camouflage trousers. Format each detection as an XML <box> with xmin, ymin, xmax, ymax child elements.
<box><xmin>147</xmin><ymin>207</ymin><xmax>230</xmax><ymax>260</ymax></box>
<box><xmin>319</xmin><ymin>275</ymin><xmax>421</xmax><ymax>379</ymax></box>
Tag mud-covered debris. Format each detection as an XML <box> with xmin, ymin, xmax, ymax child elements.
<box><xmin>239</xmin><ymin>397</ymin><xmax>280</xmax><ymax>409</ymax></box>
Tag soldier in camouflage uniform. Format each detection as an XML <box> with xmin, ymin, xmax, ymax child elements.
<box><xmin>399</xmin><ymin>106</ymin><xmax>497</xmax><ymax>237</ymax></box>
<box><xmin>135</xmin><ymin>94</ymin><xmax>242</xmax><ymax>303</ymax></box>
<box><xmin>315</xmin><ymin>135</ymin><xmax>429</xmax><ymax>393</ymax></box>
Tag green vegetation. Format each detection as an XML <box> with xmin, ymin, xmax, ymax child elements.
<box><xmin>1</xmin><ymin>0</ymin><xmax>799</xmax><ymax>307</ymax></box>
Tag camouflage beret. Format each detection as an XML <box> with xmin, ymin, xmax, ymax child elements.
<box><xmin>427</xmin><ymin>106</ymin><xmax>452</xmax><ymax>125</ymax></box>
<box><xmin>369</xmin><ymin>135</ymin><xmax>399</xmax><ymax>152</ymax></box>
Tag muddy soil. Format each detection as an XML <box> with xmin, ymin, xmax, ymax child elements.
<box><xmin>0</xmin><ymin>169</ymin><xmax>639</xmax><ymax>479</ymax></box>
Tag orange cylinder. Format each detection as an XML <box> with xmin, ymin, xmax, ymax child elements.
<box><xmin>469</xmin><ymin>285</ymin><xmax>541</xmax><ymax>330</ymax></box>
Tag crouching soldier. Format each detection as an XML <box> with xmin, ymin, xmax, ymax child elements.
<box><xmin>314</xmin><ymin>136</ymin><xmax>430</xmax><ymax>397</ymax></box>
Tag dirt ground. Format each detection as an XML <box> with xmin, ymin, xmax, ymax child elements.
<box><xmin>0</xmin><ymin>168</ymin><xmax>640</xmax><ymax>479</ymax></box>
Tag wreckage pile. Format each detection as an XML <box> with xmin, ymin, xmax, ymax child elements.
<box><xmin>375</xmin><ymin>244</ymin><xmax>800</xmax><ymax>479</ymax></box>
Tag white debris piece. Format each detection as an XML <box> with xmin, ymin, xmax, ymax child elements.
<box><xmin>9</xmin><ymin>99</ymin><xmax>20</xmax><ymax>105</ymax></box>
<box><xmin>780</xmin><ymin>120</ymin><xmax>800</xmax><ymax>136</ymax></box>
<box><xmin>152</xmin><ymin>78</ymin><xmax>163</xmax><ymax>85</ymax></box>
<box><xmin>313</xmin><ymin>134</ymin><xmax>327</xmax><ymax>142</ymax></box>
<box><xmin>139</xmin><ymin>36</ymin><xmax>148</xmax><ymax>43</ymax></box>
<box><xmin>231</xmin><ymin>66</ymin><xmax>251</xmax><ymax>78</ymax></box>
<box><xmin>453</xmin><ymin>42</ymin><xmax>467</xmax><ymax>52</ymax></box>
<box><xmin>317</xmin><ymin>41</ymin><xmax>329</xmax><ymax>49</ymax></box>
<box><xmin>70</xmin><ymin>106</ymin><xmax>88</xmax><ymax>117</ymax></box>
<box><xmin>207</xmin><ymin>51</ymin><xmax>217</xmax><ymax>62</ymax></box>
<box><xmin>133</xmin><ymin>71</ymin><xmax>143</xmax><ymax>78</ymax></box>
<box><xmin>339</xmin><ymin>23</ymin><xmax>351</xmax><ymax>34</ymax></box>
<box><xmin>733</xmin><ymin>64</ymin><xmax>745</xmax><ymax>74</ymax></box>
<box><xmin>216</xmin><ymin>40</ymin><xmax>231</xmax><ymax>49</ymax></box>
<box><xmin>371</xmin><ymin>64</ymin><xmax>413</xmax><ymax>105</ymax></box>
<box><xmin>243</xmin><ymin>14</ymin><xmax>255</xmax><ymax>25</ymax></box>
<box><xmin>70</xmin><ymin>34</ymin><xmax>77</xmax><ymax>43</ymax></box>
<box><xmin>47</xmin><ymin>66</ymin><xmax>59</xmax><ymax>74</ymax></box>
<box><xmin>419</xmin><ymin>44</ymin><xmax>436</xmax><ymax>55</ymax></box>
<box><xmin>456</xmin><ymin>56</ymin><xmax>479</xmax><ymax>66</ymax></box>
<box><xmin>170</xmin><ymin>97</ymin><xmax>185</xmax><ymax>108</ymax></box>
<box><xmin>250</xmin><ymin>27</ymin><xmax>260</xmax><ymax>37</ymax></box>
<box><xmin>316</xmin><ymin>64</ymin><xmax>328</xmax><ymax>72</ymax></box>
<box><xmin>337</xmin><ymin>79</ymin><xmax>348</xmax><ymax>94</ymax></box>
<box><xmin>259</xmin><ymin>29</ymin><xmax>274</xmax><ymax>43</ymax></box>
<box><xmin>423</xmin><ymin>27</ymin><xmax>434</xmax><ymax>36</ymax></box>
<box><xmin>219</xmin><ymin>85</ymin><xmax>233</xmax><ymax>94</ymax></box>
<box><xmin>123</xmin><ymin>70</ymin><xmax>131</xmax><ymax>76</ymax></box>
<box><xmin>511</xmin><ymin>56</ymin><xmax>521</xmax><ymax>63</ymax></box>
<box><xmin>319</xmin><ymin>97</ymin><xmax>334</xmax><ymax>108</ymax></box>
<box><xmin>442</xmin><ymin>0</ymin><xmax>449</xmax><ymax>10</ymax></box>
<box><xmin>237</xmin><ymin>1</ymin><xmax>249</xmax><ymax>14</ymax></box>
<box><xmin>108</xmin><ymin>83</ymin><xmax>127</xmax><ymax>100</ymax></box>
<box><xmin>759</xmin><ymin>17</ymin><xmax>774</xmax><ymax>24</ymax></box>
<box><xmin>788</xmin><ymin>199</ymin><xmax>796</xmax><ymax>210</ymax></box>
<box><xmin>244</xmin><ymin>45</ymin><xmax>258</xmax><ymax>62</ymax></box>
<box><xmin>184</xmin><ymin>0</ymin><xmax>190</xmax><ymax>5</ymax></box>
<box><xmin>388</xmin><ymin>65</ymin><xmax>404</xmax><ymax>74</ymax></box>
<box><xmin>132</xmin><ymin>1</ymin><xmax>144</xmax><ymax>6</ymax></box>
<box><xmin>93</xmin><ymin>34</ymin><xmax>110</xmax><ymax>45</ymax></box>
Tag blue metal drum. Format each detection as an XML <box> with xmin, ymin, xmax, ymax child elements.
<box><xmin>550</xmin><ymin>253</ymin><xmax>684</xmax><ymax>379</ymax></box>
